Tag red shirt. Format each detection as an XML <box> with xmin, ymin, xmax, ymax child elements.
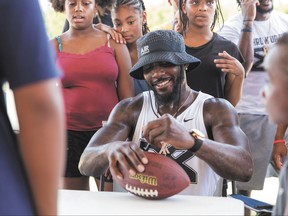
<box><xmin>57</xmin><ymin>45</ymin><xmax>119</xmax><ymax>130</ymax></box>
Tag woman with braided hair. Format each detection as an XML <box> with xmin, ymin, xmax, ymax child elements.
<box><xmin>111</xmin><ymin>0</ymin><xmax>151</xmax><ymax>95</ymax></box>
<box><xmin>179</xmin><ymin>0</ymin><xmax>245</xmax><ymax>106</ymax></box>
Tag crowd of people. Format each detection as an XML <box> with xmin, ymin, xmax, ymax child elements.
<box><xmin>1</xmin><ymin>0</ymin><xmax>288</xmax><ymax>215</ymax></box>
<box><xmin>219</xmin><ymin>0</ymin><xmax>288</xmax><ymax>202</ymax></box>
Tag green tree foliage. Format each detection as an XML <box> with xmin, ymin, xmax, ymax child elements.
<box><xmin>40</xmin><ymin>1</ymin><xmax>65</xmax><ymax>39</ymax></box>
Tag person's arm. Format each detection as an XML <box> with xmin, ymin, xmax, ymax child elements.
<box><xmin>14</xmin><ymin>78</ymin><xmax>65</xmax><ymax>215</ymax></box>
<box><xmin>94</xmin><ymin>23</ymin><xmax>126</xmax><ymax>44</ymax></box>
<box><xmin>197</xmin><ymin>99</ymin><xmax>252</xmax><ymax>181</ymax></box>
<box><xmin>142</xmin><ymin>97</ymin><xmax>253</xmax><ymax>182</ymax></box>
<box><xmin>225</xmin><ymin>72</ymin><xmax>244</xmax><ymax>107</ymax></box>
<box><xmin>110</xmin><ymin>39</ymin><xmax>134</xmax><ymax>99</ymax></box>
<box><xmin>218</xmin><ymin>1</ymin><xmax>258</xmax><ymax>76</ymax></box>
<box><xmin>272</xmin><ymin>123</ymin><xmax>288</xmax><ymax>170</ymax></box>
<box><xmin>79</xmin><ymin>97</ymin><xmax>146</xmax><ymax>178</ymax></box>
<box><xmin>238</xmin><ymin>23</ymin><xmax>253</xmax><ymax>76</ymax></box>
<box><xmin>236</xmin><ymin>0</ymin><xmax>259</xmax><ymax>75</ymax></box>
<box><xmin>214</xmin><ymin>51</ymin><xmax>245</xmax><ymax>106</ymax></box>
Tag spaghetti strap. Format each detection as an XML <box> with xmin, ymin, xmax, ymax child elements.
<box><xmin>106</xmin><ymin>34</ymin><xmax>111</xmax><ymax>48</ymax></box>
<box><xmin>55</xmin><ymin>36</ymin><xmax>63</xmax><ymax>52</ymax></box>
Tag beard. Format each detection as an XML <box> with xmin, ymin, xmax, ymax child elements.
<box><xmin>256</xmin><ymin>3</ymin><xmax>273</xmax><ymax>14</ymax></box>
<box><xmin>152</xmin><ymin>68</ymin><xmax>185</xmax><ymax>106</ymax></box>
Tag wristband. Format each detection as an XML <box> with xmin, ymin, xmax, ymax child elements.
<box><xmin>243</xmin><ymin>19</ymin><xmax>253</xmax><ymax>22</ymax></box>
<box><xmin>190</xmin><ymin>139</ymin><xmax>203</xmax><ymax>152</ymax></box>
<box><xmin>189</xmin><ymin>129</ymin><xmax>205</xmax><ymax>153</ymax></box>
<box><xmin>273</xmin><ymin>139</ymin><xmax>286</xmax><ymax>144</ymax></box>
<box><xmin>241</xmin><ymin>28</ymin><xmax>252</xmax><ymax>32</ymax></box>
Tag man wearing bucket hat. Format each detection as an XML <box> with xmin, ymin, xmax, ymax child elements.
<box><xmin>79</xmin><ymin>30</ymin><xmax>253</xmax><ymax>196</ymax></box>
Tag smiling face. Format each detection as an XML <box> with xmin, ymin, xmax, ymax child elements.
<box><xmin>65</xmin><ymin>0</ymin><xmax>96</xmax><ymax>30</ymax></box>
<box><xmin>111</xmin><ymin>5</ymin><xmax>146</xmax><ymax>44</ymax></box>
<box><xmin>182</xmin><ymin>0</ymin><xmax>216</xmax><ymax>29</ymax></box>
<box><xmin>143</xmin><ymin>62</ymin><xmax>183</xmax><ymax>105</ymax></box>
<box><xmin>262</xmin><ymin>44</ymin><xmax>288</xmax><ymax>124</ymax></box>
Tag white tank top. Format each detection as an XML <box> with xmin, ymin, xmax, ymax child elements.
<box><xmin>132</xmin><ymin>91</ymin><xmax>222</xmax><ymax>196</ymax></box>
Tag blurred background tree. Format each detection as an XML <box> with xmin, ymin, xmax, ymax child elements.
<box><xmin>39</xmin><ymin>0</ymin><xmax>288</xmax><ymax>39</ymax></box>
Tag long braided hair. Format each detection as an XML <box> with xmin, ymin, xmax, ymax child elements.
<box><xmin>112</xmin><ymin>0</ymin><xmax>150</xmax><ymax>35</ymax></box>
<box><xmin>179</xmin><ymin>0</ymin><xmax>224</xmax><ymax>32</ymax></box>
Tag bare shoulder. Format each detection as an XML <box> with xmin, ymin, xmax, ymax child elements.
<box><xmin>91</xmin><ymin>29</ymin><xmax>110</xmax><ymax>42</ymax></box>
<box><xmin>203</xmin><ymin>98</ymin><xmax>238</xmax><ymax>126</ymax></box>
<box><xmin>50</xmin><ymin>31</ymin><xmax>69</xmax><ymax>46</ymax></box>
<box><xmin>49</xmin><ymin>31</ymin><xmax>71</xmax><ymax>51</ymax></box>
<box><xmin>109</xmin><ymin>94</ymin><xmax>144</xmax><ymax>125</ymax></box>
<box><xmin>109</xmin><ymin>37</ymin><xmax>128</xmax><ymax>51</ymax></box>
<box><xmin>114</xmin><ymin>94</ymin><xmax>143</xmax><ymax>113</ymax></box>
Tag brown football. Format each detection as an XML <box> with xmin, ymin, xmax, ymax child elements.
<box><xmin>113</xmin><ymin>151</ymin><xmax>190</xmax><ymax>200</ymax></box>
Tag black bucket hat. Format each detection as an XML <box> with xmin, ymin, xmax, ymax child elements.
<box><xmin>130</xmin><ymin>30</ymin><xmax>201</xmax><ymax>80</ymax></box>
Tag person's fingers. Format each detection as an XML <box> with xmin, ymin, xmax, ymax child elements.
<box><xmin>142</xmin><ymin>120</ymin><xmax>163</xmax><ymax>142</ymax></box>
<box><xmin>218</xmin><ymin>51</ymin><xmax>233</xmax><ymax>59</ymax></box>
<box><xmin>109</xmin><ymin>29</ymin><xmax>116</xmax><ymax>41</ymax></box>
<box><xmin>118</xmin><ymin>153</ymin><xmax>143</xmax><ymax>176</ymax></box>
<box><xmin>148</xmin><ymin>126</ymin><xmax>166</xmax><ymax>145</ymax></box>
<box><xmin>220</xmin><ymin>68</ymin><xmax>233</xmax><ymax>73</ymax></box>
<box><xmin>274</xmin><ymin>155</ymin><xmax>282</xmax><ymax>170</ymax></box>
<box><xmin>104</xmin><ymin>168</ymin><xmax>112</xmax><ymax>179</ymax></box>
<box><xmin>104</xmin><ymin>27</ymin><xmax>126</xmax><ymax>44</ymax></box>
<box><xmin>115</xmin><ymin>31</ymin><xmax>126</xmax><ymax>44</ymax></box>
<box><xmin>214</xmin><ymin>60</ymin><xmax>231</xmax><ymax>69</ymax></box>
<box><xmin>215</xmin><ymin>62</ymin><xmax>241</xmax><ymax>75</ymax></box>
<box><xmin>214</xmin><ymin>52</ymin><xmax>242</xmax><ymax>75</ymax></box>
<box><xmin>109</xmin><ymin>156</ymin><xmax>123</xmax><ymax>180</ymax></box>
<box><xmin>130</xmin><ymin>143</ymin><xmax>148</xmax><ymax>165</ymax></box>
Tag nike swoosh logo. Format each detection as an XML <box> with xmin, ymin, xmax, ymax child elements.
<box><xmin>184</xmin><ymin>118</ymin><xmax>194</xmax><ymax>122</ymax></box>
